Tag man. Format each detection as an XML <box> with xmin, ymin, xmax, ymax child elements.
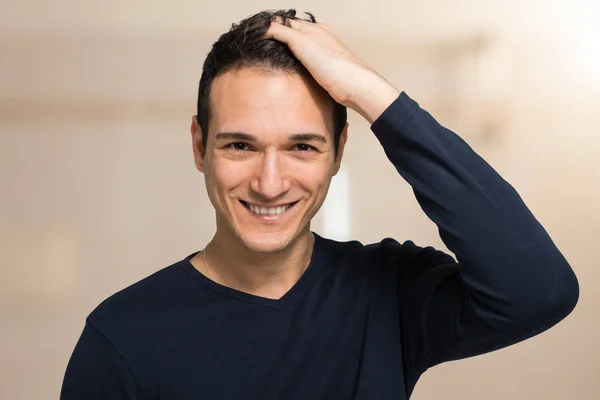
<box><xmin>61</xmin><ymin>9</ymin><xmax>579</xmax><ymax>399</ymax></box>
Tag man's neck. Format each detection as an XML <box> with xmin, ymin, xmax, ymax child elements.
<box><xmin>193</xmin><ymin>229</ymin><xmax>315</xmax><ymax>300</ymax></box>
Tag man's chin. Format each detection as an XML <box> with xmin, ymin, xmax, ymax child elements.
<box><xmin>238</xmin><ymin>230</ymin><xmax>302</xmax><ymax>254</ymax></box>
<box><xmin>240</xmin><ymin>235</ymin><xmax>289</xmax><ymax>254</ymax></box>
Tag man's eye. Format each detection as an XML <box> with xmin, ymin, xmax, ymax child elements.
<box><xmin>294</xmin><ymin>143</ymin><xmax>315</xmax><ymax>152</ymax></box>
<box><xmin>228</xmin><ymin>142</ymin><xmax>250</xmax><ymax>151</ymax></box>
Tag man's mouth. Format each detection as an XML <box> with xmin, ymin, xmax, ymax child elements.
<box><xmin>240</xmin><ymin>200</ymin><xmax>299</xmax><ymax>216</ymax></box>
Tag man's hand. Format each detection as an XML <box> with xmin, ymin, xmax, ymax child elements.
<box><xmin>264</xmin><ymin>17</ymin><xmax>401</xmax><ymax>124</ymax></box>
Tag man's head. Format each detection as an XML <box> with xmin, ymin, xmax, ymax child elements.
<box><xmin>191</xmin><ymin>9</ymin><xmax>348</xmax><ymax>253</ymax></box>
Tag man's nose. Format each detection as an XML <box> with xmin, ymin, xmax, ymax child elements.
<box><xmin>250</xmin><ymin>151</ymin><xmax>290</xmax><ymax>200</ymax></box>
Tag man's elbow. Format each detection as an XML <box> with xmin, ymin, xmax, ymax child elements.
<box><xmin>554</xmin><ymin>267</ymin><xmax>580</xmax><ymax>320</ymax></box>
<box><xmin>527</xmin><ymin>264</ymin><xmax>580</xmax><ymax>329</ymax></box>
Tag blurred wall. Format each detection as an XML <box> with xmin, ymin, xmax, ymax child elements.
<box><xmin>1</xmin><ymin>0</ymin><xmax>599</xmax><ymax>398</ymax></box>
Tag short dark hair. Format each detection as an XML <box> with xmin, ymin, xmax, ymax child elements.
<box><xmin>196</xmin><ymin>9</ymin><xmax>347</xmax><ymax>156</ymax></box>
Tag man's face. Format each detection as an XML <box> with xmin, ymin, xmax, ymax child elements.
<box><xmin>191</xmin><ymin>68</ymin><xmax>347</xmax><ymax>253</ymax></box>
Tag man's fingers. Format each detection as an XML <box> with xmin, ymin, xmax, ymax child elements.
<box><xmin>262</xmin><ymin>17</ymin><xmax>325</xmax><ymax>47</ymax></box>
<box><xmin>283</xmin><ymin>18</ymin><xmax>316</xmax><ymax>33</ymax></box>
<box><xmin>262</xmin><ymin>20</ymin><xmax>295</xmax><ymax>43</ymax></box>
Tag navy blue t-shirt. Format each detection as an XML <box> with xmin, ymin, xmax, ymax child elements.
<box><xmin>60</xmin><ymin>92</ymin><xmax>579</xmax><ymax>399</ymax></box>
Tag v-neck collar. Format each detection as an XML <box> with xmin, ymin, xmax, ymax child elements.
<box><xmin>179</xmin><ymin>232</ymin><xmax>326</xmax><ymax>311</ymax></box>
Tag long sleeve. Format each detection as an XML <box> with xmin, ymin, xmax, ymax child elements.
<box><xmin>60</xmin><ymin>320</ymin><xmax>145</xmax><ymax>400</ymax></box>
<box><xmin>370</xmin><ymin>93</ymin><xmax>579</xmax><ymax>378</ymax></box>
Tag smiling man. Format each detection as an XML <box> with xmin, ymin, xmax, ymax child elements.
<box><xmin>190</xmin><ymin>68</ymin><xmax>344</xmax><ymax>299</ymax></box>
<box><xmin>61</xmin><ymin>9</ymin><xmax>579</xmax><ymax>400</ymax></box>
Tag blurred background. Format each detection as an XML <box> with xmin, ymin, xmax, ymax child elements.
<box><xmin>1</xmin><ymin>0</ymin><xmax>599</xmax><ymax>398</ymax></box>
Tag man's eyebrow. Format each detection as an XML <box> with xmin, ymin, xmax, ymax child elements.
<box><xmin>289</xmin><ymin>133</ymin><xmax>328</xmax><ymax>143</ymax></box>
<box><xmin>214</xmin><ymin>132</ymin><xmax>257</xmax><ymax>141</ymax></box>
<box><xmin>215</xmin><ymin>132</ymin><xmax>328</xmax><ymax>143</ymax></box>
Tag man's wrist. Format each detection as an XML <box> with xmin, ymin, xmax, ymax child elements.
<box><xmin>348</xmin><ymin>73</ymin><xmax>401</xmax><ymax>125</ymax></box>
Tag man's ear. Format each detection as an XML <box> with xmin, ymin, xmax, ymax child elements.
<box><xmin>190</xmin><ymin>116</ymin><xmax>206</xmax><ymax>173</ymax></box>
<box><xmin>332</xmin><ymin>121</ymin><xmax>349</xmax><ymax>176</ymax></box>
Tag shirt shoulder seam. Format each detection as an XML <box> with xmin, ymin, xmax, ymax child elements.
<box><xmin>86</xmin><ymin>318</ymin><xmax>147</xmax><ymax>399</ymax></box>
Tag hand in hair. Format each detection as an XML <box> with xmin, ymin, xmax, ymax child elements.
<box><xmin>263</xmin><ymin>17</ymin><xmax>401</xmax><ymax>124</ymax></box>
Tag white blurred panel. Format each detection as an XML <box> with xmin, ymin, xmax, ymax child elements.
<box><xmin>320</xmin><ymin>166</ymin><xmax>351</xmax><ymax>241</ymax></box>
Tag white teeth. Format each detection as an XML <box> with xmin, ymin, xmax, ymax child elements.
<box><xmin>247</xmin><ymin>203</ymin><xmax>291</xmax><ymax>216</ymax></box>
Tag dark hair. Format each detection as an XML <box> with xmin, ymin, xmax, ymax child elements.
<box><xmin>196</xmin><ymin>9</ymin><xmax>347</xmax><ymax>157</ymax></box>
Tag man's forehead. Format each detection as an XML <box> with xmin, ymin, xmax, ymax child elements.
<box><xmin>210</xmin><ymin>67</ymin><xmax>330</xmax><ymax>105</ymax></box>
<box><xmin>209</xmin><ymin>68</ymin><xmax>335</xmax><ymax>134</ymax></box>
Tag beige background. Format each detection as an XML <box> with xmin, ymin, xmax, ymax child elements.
<box><xmin>1</xmin><ymin>0</ymin><xmax>599</xmax><ymax>398</ymax></box>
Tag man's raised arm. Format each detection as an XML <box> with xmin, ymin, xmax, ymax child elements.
<box><xmin>370</xmin><ymin>92</ymin><xmax>578</xmax><ymax>380</ymax></box>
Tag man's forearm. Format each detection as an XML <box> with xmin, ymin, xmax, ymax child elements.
<box><xmin>347</xmin><ymin>73</ymin><xmax>401</xmax><ymax>125</ymax></box>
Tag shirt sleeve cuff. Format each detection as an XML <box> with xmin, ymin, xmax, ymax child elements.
<box><xmin>369</xmin><ymin>91</ymin><xmax>420</xmax><ymax>138</ymax></box>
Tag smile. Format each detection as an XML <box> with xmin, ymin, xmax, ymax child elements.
<box><xmin>240</xmin><ymin>200</ymin><xmax>298</xmax><ymax>217</ymax></box>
